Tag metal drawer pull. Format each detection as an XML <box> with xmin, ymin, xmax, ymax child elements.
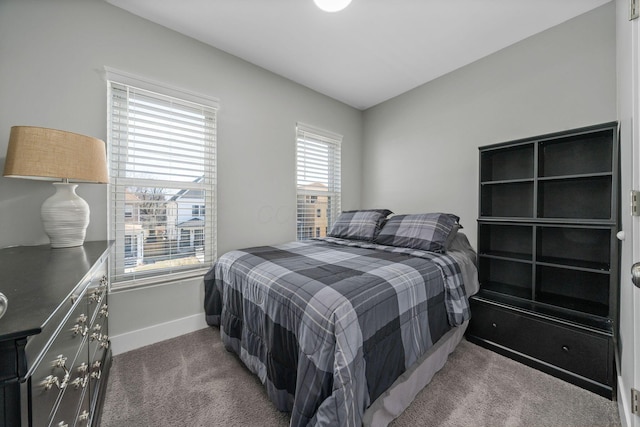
<box><xmin>91</xmin><ymin>359</ymin><xmax>102</xmax><ymax>379</ymax></box>
<box><xmin>89</xmin><ymin>291</ymin><xmax>102</xmax><ymax>304</ymax></box>
<box><xmin>42</xmin><ymin>375</ymin><xmax>60</xmax><ymax>391</ymax></box>
<box><xmin>100</xmin><ymin>335</ymin><xmax>110</xmax><ymax>349</ymax></box>
<box><xmin>72</xmin><ymin>324</ymin><xmax>88</xmax><ymax>336</ymax></box>
<box><xmin>70</xmin><ymin>376</ymin><xmax>88</xmax><ymax>389</ymax></box>
<box><xmin>53</xmin><ymin>354</ymin><xmax>71</xmax><ymax>388</ymax></box>
<box><xmin>562</xmin><ymin>345</ymin><xmax>570</xmax><ymax>353</ymax></box>
<box><xmin>0</xmin><ymin>292</ymin><xmax>7</xmax><ymax>319</ymax></box>
<box><xmin>492</xmin><ymin>323</ymin><xmax>497</xmax><ymax>328</ymax></box>
<box><xmin>54</xmin><ymin>355</ymin><xmax>68</xmax><ymax>369</ymax></box>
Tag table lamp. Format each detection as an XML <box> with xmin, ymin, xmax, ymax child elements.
<box><xmin>3</xmin><ymin>126</ymin><xmax>109</xmax><ymax>248</ymax></box>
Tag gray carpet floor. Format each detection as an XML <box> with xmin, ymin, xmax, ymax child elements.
<box><xmin>100</xmin><ymin>327</ymin><xmax>621</xmax><ymax>427</ymax></box>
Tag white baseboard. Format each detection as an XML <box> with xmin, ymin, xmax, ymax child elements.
<box><xmin>109</xmin><ymin>313</ymin><xmax>209</xmax><ymax>356</ymax></box>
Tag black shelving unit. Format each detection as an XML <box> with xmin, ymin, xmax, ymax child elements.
<box><xmin>467</xmin><ymin>122</ymin><xmax>619</xmax><ymax>399</ymax></box>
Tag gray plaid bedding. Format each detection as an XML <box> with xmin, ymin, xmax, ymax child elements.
<box><xmin>204</xmin><ymin>237</ymin><xmax>471</xmax><ymax>426</ymax></box>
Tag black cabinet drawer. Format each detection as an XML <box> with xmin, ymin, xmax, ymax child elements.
<box><xmin>468</xmin><ymin>301</ymin><xmax>611</xmax><ymax>385</ymax></box>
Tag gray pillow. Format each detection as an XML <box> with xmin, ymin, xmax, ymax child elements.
<box><xmin>374</xmin><ymin>212</ymin><xmax>461</xmax><ymax>253</ymax></box>
<box><xmin>328</xmin><ymin>209</ymin><xmax>393</xmax><ymax>241</ymax></box>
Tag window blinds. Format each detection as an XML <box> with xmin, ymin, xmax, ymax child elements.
<box><xmin>296</xmin><ymin>123</ymin><xmax>342</xmax><ymax>240</ymax></box>
<box><xmin>108</xmin><ymin>80</ymin><xmax>217</xmax><ymax>286</ymax></box>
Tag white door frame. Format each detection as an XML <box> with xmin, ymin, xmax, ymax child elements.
<box><xmin>629</xmin><ymin>8</ymin><xmax>640</xmax><ymax>427</ymax></box>
<box><xmin>617</xmin><ymin>1</ymin><xmax>640</xmax><ymax>425</ymax></box>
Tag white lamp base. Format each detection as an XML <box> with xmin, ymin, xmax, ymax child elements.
<box><xmin>41</xmin><ymin>182</ymin><xmax>90</xmax><ymax>248</ymax></box>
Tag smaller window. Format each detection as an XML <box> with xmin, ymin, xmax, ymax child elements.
<box><xmin>316</xmin><ymin>227</ymin><xmax>321</xmax><ymax>237</ymax></box>
<box><xmin>316</xmin><ymin>208</ymin><xmax>322</xmax><ymax>218</ymax></box>
<box><xmin>192</xmin><ymin>205</ymin><xmax>205</xmax><ymax>216</ymax></box>
<box><xmin>194</xmin><ymin>229</ymin><xmax>204</xmax><ymax>247</ymax></box>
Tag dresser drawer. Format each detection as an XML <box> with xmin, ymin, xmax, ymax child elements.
<box><xmin>29</xmin><ymin>295</ymin><xmax>91</xmax><ymax>426</ymax></box>
<box><xmin>468</xmin><ymin>301</ymin><xmax>611</xmax><ymax>385</ymax></box>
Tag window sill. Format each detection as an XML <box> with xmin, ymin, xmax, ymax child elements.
<box><xmin>110</xmin><ymin>267</ymin><xmax>210</xmax><ymax>292</ymax></box>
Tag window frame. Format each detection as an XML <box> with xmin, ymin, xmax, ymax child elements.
<box><xmin>106</xmin><ymin>67</ymin><xmax>218</xmax><ymax>289</ymax></box>
<box><xmin>295</xmin><ymin>123</ymin><xmax>342</xmax><ymax>241</ymax></box>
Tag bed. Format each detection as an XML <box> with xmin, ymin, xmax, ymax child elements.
<box><xmin>204</xmin><ymin>211</ymin><xmax>479</xmax><ymax>426</ymax></box>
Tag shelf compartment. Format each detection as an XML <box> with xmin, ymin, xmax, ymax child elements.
<box><xmin>481</xmin><ymin>182</ymin><xmax>533</xmax><ymax>218</ymax></box>
<box><xmin>481</xmin><ymin>143</ymin><xmax>534</xmax><ymax>182</ymax></box>
<box><xmin>539</xmin><ymin>130</ymin><xmax>613</xmax><ymax>178</ymax></box>
<box><xmin>537</xmin><ymin>226</ymin><xmax>611</xmax><ymax>271</ymax></box>
<box><xmin>479</xmin><ymin>258</ymin><xmax>532</xmax><ymax>299</ymax></box>
<box><xmin>535</xmin><ymin>265</ymin><xmax>609</xmax><ymax>317</ymax></box>
<box><xmin>479</xmin><ymin>223</ymin><xmax>532</xmax><ymax>261</ymax></box>
<box><xmin>537</xmin><ymin>176</ymin><xmax>612</xmax><ymax>219</ymax></box>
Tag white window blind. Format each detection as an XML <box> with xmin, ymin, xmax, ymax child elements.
<box><xmin>108</xmin><ymin>78</ymin><xmax>217</xmax><ymax>286</ymax></box>
<box><xmin>296</xmin><ymin>123</ymin><xmax>341</xmax><ymax>241</ymax></box>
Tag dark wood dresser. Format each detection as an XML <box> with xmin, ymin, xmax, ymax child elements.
<box><xmin>0</xmin><ymin>241</ymin><xmax>112</xmax><ymax>426</ymax></box>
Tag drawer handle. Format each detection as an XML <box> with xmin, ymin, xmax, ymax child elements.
<box><xmin>0</xmin><ymin>292</ymin><xmax>7</xmax><ymax>319</ymax></box>
<box><xmin>42</xmin><ymin>375</ymin><xmax>60</xmax><ymax>391</ymax></box>
<box><xmin>562</xmin><ymin>345</ymin><xmax>570</xmax><ymax>353</ymax></box>
<box><xmin>54</xmin><ymin>354</ymin><xmax>68</xmax><ymax>369</ymax></box>
<box><xmin>89</xmin><ymin>291</ymin><xmax>102</xmax><ymax>304</ymax></box>
<box><xmin>91</xmin><ymin>359</ymin><xmax>102</xmax><ymax>380</ymax></box>
<box><xmin>78</xmin><ymin>410</ymin><xmax>90</xmax><ymax>422</ymax></box>
<box><xmin>491</xmin><ymin>323</ymin><xmax>497</xmax><ymax>328</ymax></box>
<box><xmin>53</xmin><ymin>355</ymin><xmax>71</xmax><ymax>388</ymax></box>
<box><xmin>100</xmin><ymin>335</ymin><xmax>110</xmax><ymax>349</ymax></box>
<box><xmin>71</xmin><ymin>324</ymin><xmax>88</xmax><ymax>337</ymax></box>
<box><xmin>70</xmin><ymin>376</ymin><xmax>88</xmax><ymax>389</ymax></box>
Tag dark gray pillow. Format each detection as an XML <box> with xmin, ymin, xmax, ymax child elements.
<box><xmin>374</xmin><ymin>213</ymin><xmax>461</xmax><ymax>253</ymax></box>
<box><xmin>328</xmin><ymin>209</ymin><xmax>393</xmax><ymax>241</ymax></box>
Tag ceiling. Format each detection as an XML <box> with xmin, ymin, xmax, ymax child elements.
<box><xmin>105</xmin><ymin>0</ymin><xmax>611</xmax><ymax>110</ymax></box>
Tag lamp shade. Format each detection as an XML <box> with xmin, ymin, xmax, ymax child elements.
<box><xmin>3</xmin><ymin>126</ymin><xmax>108</xmax><ymax>183</ymax></box>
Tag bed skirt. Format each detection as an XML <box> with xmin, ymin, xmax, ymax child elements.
<box><xmin>363</xmin><ymin>320</ymin><xmax>469</xmax><ymax>426</ymax></box>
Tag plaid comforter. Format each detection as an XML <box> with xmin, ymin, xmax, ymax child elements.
<box><xmin>204</xmin><ymin>237</ymin><xmax>471</xmax><ymax>426</ymax></box>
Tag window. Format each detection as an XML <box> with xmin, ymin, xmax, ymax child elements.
<box><xmin>107</xmin><ymin>69</ymin><xmax>217</xmax><ymax>286</ymax></box>
<box><xmin>296</xmin><ymin>123</ymin><xmax>341</xmax><ymax>241</ymax></box>
<box><xmin>192</xmin><ymin>205</ymin><xmax>205</xmax><ymax>216</ymax></box>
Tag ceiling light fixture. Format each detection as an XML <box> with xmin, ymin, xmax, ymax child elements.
<box><xmin>314</xmin><ymin>0</ymin><xmax>352</xmax><ymax>13</ymax></box>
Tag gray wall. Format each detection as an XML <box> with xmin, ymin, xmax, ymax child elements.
<box><xmin>0</xmin><ymin>0</ymin><xmax>363</xmax><ymax>352</ymax></box>
<box><xmin>361</xmin><ymin>3</ymin><xmax>616</xmax><ymax>249</ymax></box>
